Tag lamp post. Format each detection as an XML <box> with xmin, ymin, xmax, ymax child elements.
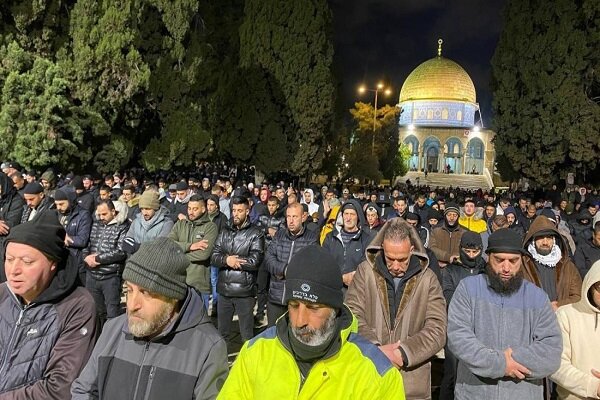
<box><xmin>358</xmin><ymin>83</ymin><xmax>392</xmax><ymax>155</ymax></box>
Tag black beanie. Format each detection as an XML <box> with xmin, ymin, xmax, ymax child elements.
<box><xmin>460</xmin><ymin>231</ymin><xmax>483</xmax><ymax>249</ymax></box>
<box><xmin>175</xmin><ymin>181</ymin><xmax>189</xmax><ymax>191</ymax></box>
<box><xmin>71</xmin><ymin>176</ymin><xmax>84</xmax><ymax>191</ymax></box>
<box><xmin>5</xmin><ymin>210</ymin><xmax>66</xmax><ymax>261</ymax></box>
<box><xmin>486</xmin><ymin>229</ymin><xmax>525</xmax><ymax>255</ymax></box>
<box><xmin>53</xmin><ymin>188</ymin><xmax>69</xmax><ymax>201</ymax></box>
<box><xmin>284</xmin><ymin>246</ymin><xmax>343</xmax><ymax>310</ymax></box>
<box><xmin>24</xmin><ymin>182</ymin><xmax>44</xmax><ymax>195</ymax></box>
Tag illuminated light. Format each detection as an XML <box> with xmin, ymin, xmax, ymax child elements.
<box><xmin>408</xmin><ymin>124</ymin><xmax>415</xmax><ymax>130</ymax></box>
<box><xmin>473</xmin><ymin>125</ymin><xmax>480</xmax><ymax>132</ymax></box>
<box><xmin>358</xmin><ymin>86</ymin><xmax>366</xmax><ymax>94</ymax></box>
<box><xmin>377</xmin><ymin>82</ymin><xmax>384</xmax><ymax>89</ymax></box>
<box><xmin>384</xmin><ymin>89</ymin><xmax>392</xmax><ymax>96</ymax></box>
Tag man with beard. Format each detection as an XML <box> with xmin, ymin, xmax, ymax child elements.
<box><xmin>430</xmin><ymin>203</ymin><xmax>466</xmax><ymax>267</ymax></box>
<box><xmin>522</xmin><ymin>215</ymin><xmax>582</xmax><ymax>310</ymax></box>
<box><xmin>169</xmin><ymin>194</ymin><xmax>218</xmax><ymax>310</ymax></box>
<box><xmin>440</xmin><ymin>231</ymin><xmax>486</xmax><ymax>400</ymax></box>
<box><xmin>54</xmin><ymin>188</ymin><xmax>92</xmax><ymax>285</ymax></box>
<box><xmin>448</xmin><ymin>229</ymin><xmax>562</xmax><ymax>399</ymax></box>
<box><xmin>20</xmin><ymin>181</ymin><xmax>54</xmax><ymax>223</ymax></box>
<box><xmin>384</xmin><ymin>195</ymin><xmax>409</xmax><ymax>220</ymax></box>
<box><xmin>71</xmin><ymin>237</ymin><xmax>229</xmax><ymax>399</ymax></box>
<box><xmin>346</xmin><ymin>218</ymin><xmax>446</xmax><ymax>399</ymax></box>
<box><xmin>211</xmin><ymin>196</ymin><xmax>264</xmax><ymax>343</ymax></box>
<box><xmin>219</xmin><ymin>246</ymin><xmax>405</xmax><ymax>399</ymax></box>
<box><xmin>123</xmin><ymin>190</ymin><xmax>173</xmax><ymax>254</ymax></box>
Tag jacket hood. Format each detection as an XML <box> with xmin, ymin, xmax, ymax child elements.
<box><xmin>302</xmin><ymin>188</ymin><xmax>315</xmax><ymax>204</ymax></box>
<box><xmin>523</xmin><ymin>215</ymin><xmax>568</xmax><ymax>259</ymax></box>
<box><xmin>97</xmin><ymin>200</ymin><xmax>129</xmax><ymax>225</ymax></box>
<box><xmin>143</xmin><ymin>206</ymin><xmax>170</xmax><ymax>228</ymax></box>
<box><xmin>580</xmin><ymin>260</ymin><xmax>600</xmax><ymax>314</ymax></box>
<box><xmin>365</xmin><ymin>217</ymin><xmax>429</xmax><ymax>271</ymax></box>
<box><xmin>576</xmin><ymin>209</ymin><xmax>593</xmax><ymax>222</ymax></box>
<box><xmin>335</xmin><ymin>199</ymin><xmax>367</xmax><ymax>231</ymax></box>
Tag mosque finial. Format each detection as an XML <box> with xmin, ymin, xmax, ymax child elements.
<box><xmin>437</xmin><ymin>38</ymin><xmax>443</xmax><ymax>57</ymax></box>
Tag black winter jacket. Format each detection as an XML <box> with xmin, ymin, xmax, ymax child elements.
<box><xmin>61</xmin><ymin>206</ymin><xmax>93</xmax><ymax>273</ymax></box>
<box><xmin>83</xmin><ymin>205</ymin><xmax>129</xmax><ymax>280</ymax></box>
<box><xmin>211</xmin><ymin>219</ymin><xmax>265</xmax><ymax>297</ymax></box>
<box><xmin>256</xmin><ymin>213</ymin><xmax>285</xmax><ymax>246</ymax></box>
<box><xmin>574</xmin><ymin>238</ymin><xmax>600</xmax><ymax>278</ymax></box>
<box><xmin>0</xmin><ymin>255</ymin><xmax>97</xmax><ymax>398</ymax></box>
<box><xmin>441</xmin><ymin>257</ymin><xmax>486</xmax><ymax>306</ymax></box>
<box><xmin>20</xmin><ymin>195</ymin><xmax>54</xmax><ymax>224</ymax></box>
<box><xmin>265</xmin><ymin>227</ymin><xmax>319</xmax><ymax>305</ymax></box>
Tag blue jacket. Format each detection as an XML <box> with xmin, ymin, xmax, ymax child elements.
<box><xmin>448</xmin><ymin>274</ymin><xmax>562</xmax><ymax>400</ymax></box>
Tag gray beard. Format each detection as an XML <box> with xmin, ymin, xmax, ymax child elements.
<box><xmin>291</xmin><ymin>310</ymin><xmax>337</xmax><ymax>346</ymax></box>
<box><xmin>128</xmin><ymin>301</ymin><xmax>176</xmax><ymax>338</ymax></box>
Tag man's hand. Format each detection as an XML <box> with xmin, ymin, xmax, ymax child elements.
<box><xmin>84</xmin><ymin>254</ymin><xmax>100</xmax><ymax>268</ymax></box>
<box><xmin>550</xmin><ymin>301</ymin><xmax>559</xmax><ymax>312</ymax></box>
<box><xmin>379</xmin><ymin>341</ymin><xmax>404</xmax><ymax>369</ymax></box>
<box><xmin>226</xmin><ymin>255</ymin><xmax>246</xmax><ymax>270</ymax></box>
<box><xmin>64</xmin><ymin>234</ymin><xmax>74</xmax><ymax>246</ymax></box>
<box><xmin>287</xmin><ymin>187</ymin><xmax>294</xmax><ymax>196</ymax></box>
<box><xmin>323</xmin><ymin>200</ymin><xmax>331</xmax><ymax>215</ymax></box>
<box><xmin>504</xmin><ymin>348</ymin><xmax>530</xmax><ymax>380</ymax></box>
<box><xmin>267</xmin><ymin>227</ymin><xmax>277</xmax><ymax>238</ymax></box>
<box><xmin>0</xmin><ymin>220</ymin><xmax>9</xmax><ymax>235</ymax></box>
<box><xmin>342</xmin><ymin>271</ymin><xmax>356</xmax><ymax>287</ymax></box>
<box><xmin>177</xmin><ymin>213</ymin><xmax>187</xmax><ymax>221</ymax></box>
<box><xmin>592</xmin><ymin>369</ymin><xmax>600</xmax><ymax>397</ymax></box>
<box><xmin>190</xmin><ymin>240</ymin><xmax>209</xmax><ymax>251</ymax></box>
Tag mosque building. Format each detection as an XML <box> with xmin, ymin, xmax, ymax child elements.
<box><xmin>398</xmin><ymin>39</ymin><xmax>495</xmax><ymax>178</ymax></box>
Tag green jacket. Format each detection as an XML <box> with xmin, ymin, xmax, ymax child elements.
<box><xmin>218</xmin><ymin>306</ymin><xmax>405</xmax><ymax>399</ymax></box>
<box><xmin>168</xmin><ymin>213</ymin><xmax>218</xmax><ymax>292</ymax></box>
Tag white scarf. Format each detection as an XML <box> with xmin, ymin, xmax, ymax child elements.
<box><xmin>528</xmin><ymin>241</ymin><xmax>562</xmax><ymax>268</ymax></box>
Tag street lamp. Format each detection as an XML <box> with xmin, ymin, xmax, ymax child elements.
<box><xmin>358</xmin><ymin>82</ymin><xmax>392</xmax><ymax>155</ymax></box>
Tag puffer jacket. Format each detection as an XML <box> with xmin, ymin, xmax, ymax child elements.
<box><xmin>321</xmin><ymin>199</ymin><xmax>373</xmax><ymax>277</ymax></box>
<box><xmin>211</xmin><ymin>219</ymin><xmax>265</xmax><ymax>298</ymax></box>
<box><xmin>169</xmin><ymin>213</ymin><xmax>218</xmax><ymax>293</ymax></box>
<box><xmin>346</xmin><ymin>218</ymin><xmax>447</xmax><ymax>400</ymax></box>
<box><xmin>574</xmin><ymin>236</ymin><xmax>600</xmax><ymax>278</ymax></box>
<box><xmin>61</xmin><ymin>205</ymin><xmax>93</xmax><ymax>272</ymax></box>
<box><xmin>71</xmin><ymin>289</ymin><xmax>228</xmax><ymax>400</ymax></box>
<box><xmin>256</xmin><ymin>213</ymin><xmax>284</xmax><ymax>246</ymax></box>
<box><xmin>20</xmin><ymin>195</ymin><xmax>54</xmax><ymax>224</ymax></box>
<box><xmin>522</xmin><ymin>216</ymin><xmax>582</xmax><ymax>307</ymax></box>
<box><xmin>0</xmin><ymin>172</ymin><xmax>24</xmax><ymax>232</ymax></box>
<box><xmin>83</xmin><ymin>201</ymin><xmax>130</xmax><ymax>280</ymax></box>
<box><xmin>0</xmin><ymin>255</ymin><xmax>97</xmax><ymax>398</ymax></box>
<box><xmin>265</xmin><ymin>226</ymin><xmax>319</xmax><ymax>305</ymax></box>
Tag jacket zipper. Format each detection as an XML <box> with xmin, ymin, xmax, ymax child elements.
<box><xmin>133</xmin><ymin>342</ymin><xmax>150</xmax><ymax>400</ymax></box>
<box><xmin>0</xmin><ymin>307</ymin><xmax>26</xmax><ymax>376</ymax></box>
<box><xmin>143</xmin><ymin>366</ymin><xmax>156</xmax><ymax>400</ymax></box>
<box><xmin>280</xmin><ymin>241</ymin><xmax>297</xmax><ymax>304</ymax></box>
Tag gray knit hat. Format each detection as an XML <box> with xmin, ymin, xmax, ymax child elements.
<box><xmin>122</xmin><ymin>237</ymin><xmax>189</xmax><ymax>300</ymax></box>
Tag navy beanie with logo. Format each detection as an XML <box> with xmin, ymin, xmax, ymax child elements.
<box><xmin>283</xmin><ymin>245</ymin><xmax>344</xmax><ymax>310</ymax></box>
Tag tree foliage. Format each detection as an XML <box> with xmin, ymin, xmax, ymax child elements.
<box><xmin>492</xmin><ymin>0</ymin><xmax>600</xmax><ymax>185</ymax></box>
<box><xmin>348</xmin><ymin>102</ymin><xmax>402</xmax><ymax>181</ymax></box>
<box><xmin>239</xmin><ymin>0</ymin><xmax>336</xmax><ymax>175</ymax></box>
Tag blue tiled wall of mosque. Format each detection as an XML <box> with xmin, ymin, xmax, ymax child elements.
<box><xmin>399</xmin><ymin>100</ymin><xmax>477</xmax><ymax>128</ymax></box>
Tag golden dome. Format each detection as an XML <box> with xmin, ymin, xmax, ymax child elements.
<box><xmin>399</xmin><ymin>56</ymin><xmax>476</xmax><ymax>103</ymax></box>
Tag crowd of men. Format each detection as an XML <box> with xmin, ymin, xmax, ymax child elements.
<box><xmin>0</xmin><ymin>161</ymin><xmax>599</xmax><ymax>399</ymax></box>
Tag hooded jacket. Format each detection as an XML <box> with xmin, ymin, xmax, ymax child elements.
<box><xmin>345</xmin><ymin>218</ymin><xmax>447</xmax><ymax>400</ymax></box>
<box><xmin>301</xmin><ymin>189</ymin><xmax>319</xmax><ymax>216</ymax></box>
<box><xmin>169</xmin><ymin>213</ymin><xmax>218</xmax><ymax>293</ymax></box>
<box><xmin>551</xmin><ymin>260</ymin><xmax>600</xmax><ymax>400</ymax></box>
<box><xmin>0</xmin><ymin>172</ymin><xmax>24</xmax><ymax>233</ymax></box>
<box><xmin>71</xmin><ymin>289</ymin><xmax>228</xmax><ymax>400</ymax></box>
<box><xmin>574</xmin><ymin>236</ymin><xmax>600</xmax><ymax>279</ymax></box>
<box><xmin>321</xmin><ymin>199</ymin><xmax>373</xmax><ymax>277</ymax></box>
<box><xmin>84</xmin><ymin>201</ymin><xmax>130</xmax><ymax>280</ymax></box>
<box><xmin>218</xmin><ymin>306</ymin><xmax>405</xmax><ymax>400</ymax></box>
<box><xmin>429</xmin><ymin>219</ymin><xmax>466</xmax><ymax>264</ymax></box>
<box><xmin>571</xmin><ymin>209</ymin><xmax>593</xmax><ymax>246</ymax></box>
<box><xmin>522</xmin><ymin>216</ymin><xmax>582</xmax><ymax>307</ymax></box>
<box><xmin>0</xmin><ymin>253</ymin><xmax>97</xmax><ymax>398</ymax></box>
<box><xmin>458</xmin><ymin>207</ymin><xmax>488</xmax><ymax>234</ymax></box>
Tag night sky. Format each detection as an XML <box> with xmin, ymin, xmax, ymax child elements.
<box><xmin>329</xmin><ymin>0</ymin><xmax>507</xmax><ymax>127</ymax></box>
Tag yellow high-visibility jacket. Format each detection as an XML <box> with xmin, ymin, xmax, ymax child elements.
<box><xmin>218</xmin><ymin>308</ymin><xmax>405</xmax><ymax>400</ymax></box>
<box><xmin>458</xmin><ymin>215</ymin><xmax>488</xmax><ymax>233</ymax></box>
